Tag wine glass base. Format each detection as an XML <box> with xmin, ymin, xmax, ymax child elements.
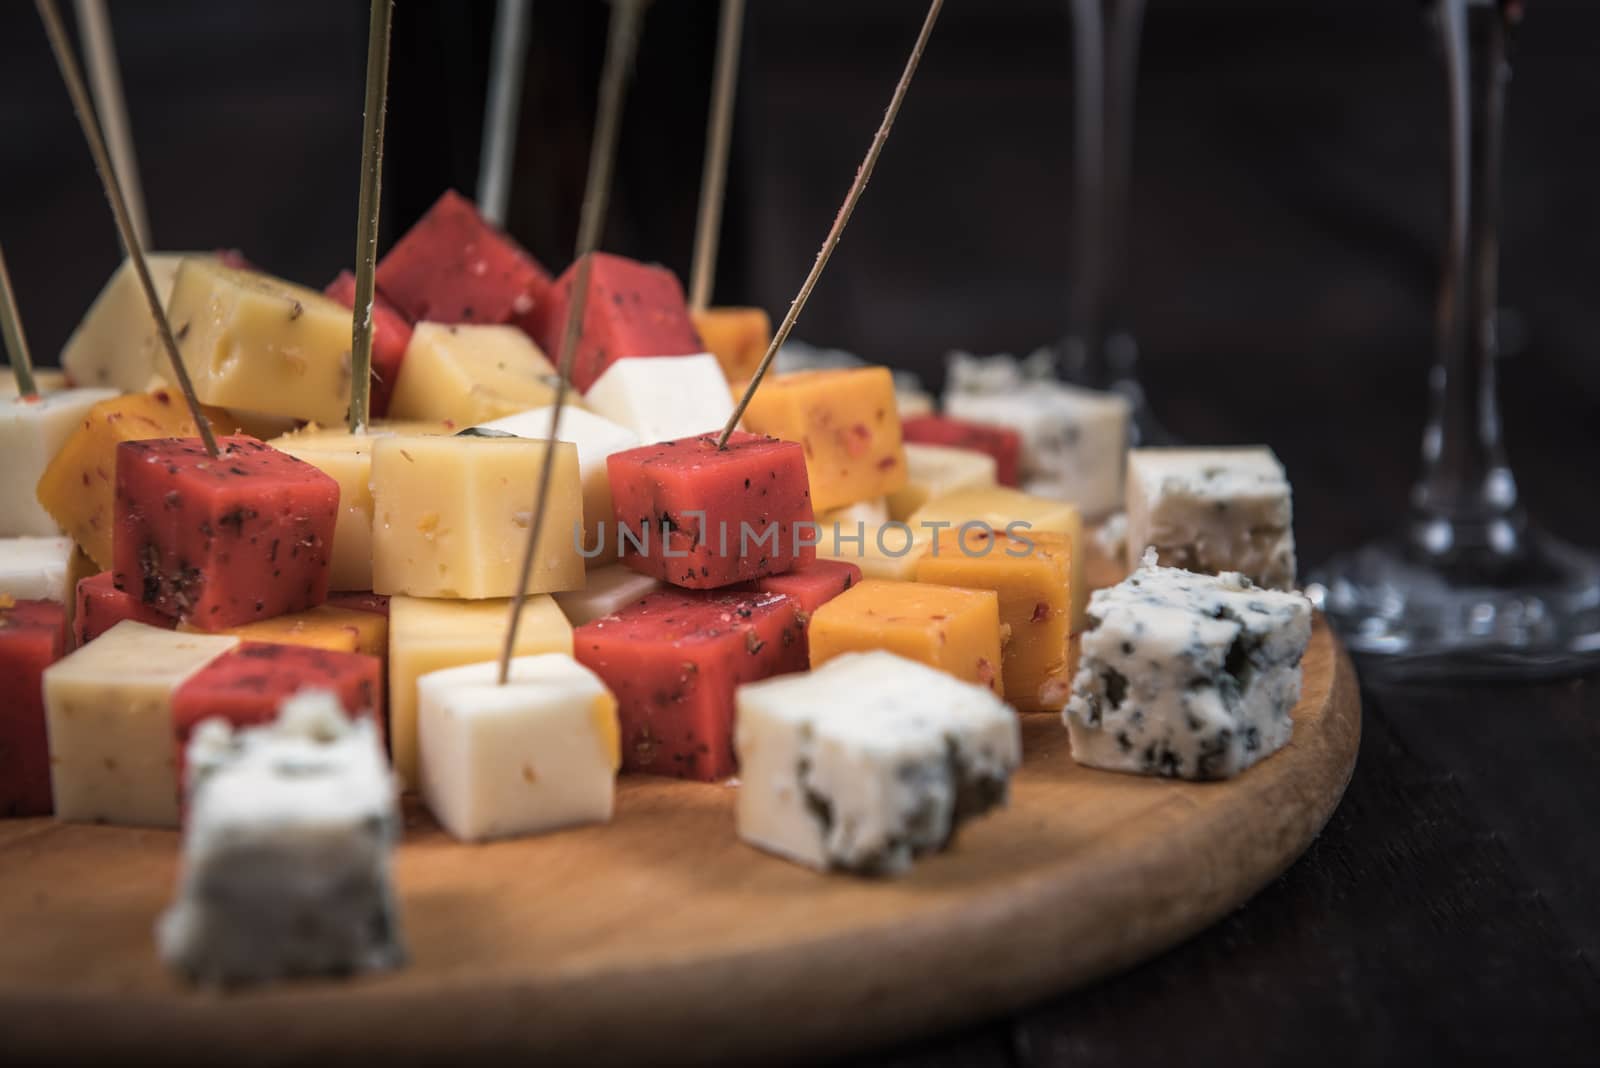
<box><xmin>1308</xmin><ymin>529</ymin><xmax>1600</xmax><ymax>682</ymax></box>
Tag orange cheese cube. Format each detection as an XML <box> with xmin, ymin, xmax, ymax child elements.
<box><xmin>180</xmin><ymin>604</ymin><xmax>387</xmax><ymax>658</ymax></box>
<box><xmin>737</xmin><ymin>367</ymin><xmax>907</xmax><ymax>512</ymax></box>
<box><xmin>808</xmin><ymin>578</ymin><xmax>1003</xmax><ymax>696</ymax></box>
<box><xmin>915</xmin><ymin>529</ymin><xmax>1072</xmax><ymax>712</ymax></box>
<box><xmin>691</xmin><ymin>306</ymin><xmax>771</xmax><ymax>383</ymax></box>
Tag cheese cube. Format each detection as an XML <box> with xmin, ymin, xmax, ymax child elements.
<box><xmin>473</xmin><ymin>405</ymin><xmax>640</xmax><ymax>567</ymax></box>
<box><xmin>885</xmin><ymin>442</ymin><xmax>998</xmax><ymax>521</ymax></box>
<box><xmin>536</xmin><ymin>252</ymin><xmax>703</xmax><ymax>392</ymax></box>
<box><xmin>389</xmin><ymin>594</ymin><xmax>572</xmax><ymax>789</ymax></box>
<box><xmin>370</xmin><ymin>434</ymin><xmax>584</xmax><ymax>599</ymax></box>
<box><xmin>60</xmin><ymin>253</ymin><xmax>196</xmax><ymax>391</ymax></box>
<box><xmin>165</xmin><ymin>259</ymin><xmax>355</xmax><ymax>425</ymax></box>
<box><xmin>606</xmin><ymin>431</ymin><xmax>815</xmax><ymax>589</ymax></box>
<box><xmin>737</xmin><ymin>367</ymin><xmax>908</xmax><ymax>512</ymax></box>
<box><xmin>808</xmin><ymin>579</ymin><xmax>1004</xmax><ymax>696</ymax></box>
<box><xmin>735</xmin><ymin>558</ymin><xmax>861</xmax><ymax>659</ymax></box>
<box><xmin>76</xmin><ymin>570</ymin><xmax>174</xmax><ymax>645</ymax></box>
<box><xmin>1</xmin><ymin>388</ymin><xmax>120</xmax><ymax>536</ymax></box>
<box><xmin>326</xmin><ymin>590</ymin><xmax>390</xmax><ymax>616</ymax></box>
<box><xmin>324</xmin><ymin>270</ymin><xmax>414</xmax><ymax>418</ymax></box>
<box><xmin>691</xmin><ymin>306</ymin><xmax>771</xmax><ymax>383</ymax></box>
<box><xmin>157</xmin><ymin>692</ymin><xmax>405</xmax><ymax>986</ymax></box>
<box><xmin>910</xmin><ymin>486</ymin><xmax>1087</xmax><ymax>631</ymax></box>
<box><xmin>35</xmin><ymin>389</ymin><xmax>236</xmax><ymax>569</ymax></box>
<box><xmin>901</xmin><ymin>414</ymin><xmax>1021</xmax><ymax>487</ymax></box>
<box><xmin>1125</xmin><ymin>447</ymin><xmax>1297</xmax><ymax>590</ymax></box>
<box><xmin>735</xmin><ymin>650</ymin><xmax>1020</xmax><ymax>874</ymax></box>
<box><xmin>0</xmin><ymin>599</ymin><xmax>67</xmax><ymax>816</ymax></box>
<box><xmin>1065</xmin><ymin>557</ymin><xmax>1312</xmax><ymax>779</ymax></box>
<box><xmin>946</xmin><ymin>384</ymin><xmax>1129</xmax><ymax>518</ymax></box>
<box><xmin>553</xmin><ymin>564</ymin><xmax>662</xmax><ymax>626</ymax></box>
<box><xmin>0</xmin><ymin>536</ymin><xmax>75</xmax><ymax>603</ymax></box>
<box><xmin>43</xmin><ymin>620</ymin><xmax>239</xmax><ymax>826</ymax></box>
<box><xmin>895</xmin><ymin>387</ymin><xmax>935</xmax><ymax>419</ymax></box>
<box><xmin>417</xmin><ymin>654</ymin><xmax>618</xmax><ymax>841</ymax></box>
<box><xmin>916</xmin><ymin>529</ymin><xmax>1072</xmax><ymax>712</ymax></box>
<box><xmin>574</xmin><ymin>588</ymin><xmax>808</xmax><ymax>781</ymax></box>
<box><xmin>388</xmin><ymin>323</ymin><xmax>559</xmax><ymax>426</ymax></box>
<box><xmin>180</xmin><ymin>604</ymin><xmax>387</xmax><ymax>658</ymax></box>
<box><xmin>582</xmin><ymin>354</ymin><xmax>735</xmax><ymax>444</ymax></box>
<box><xmin>2</xmin><ymin>367</ymin><xmax>68</xmax><ymax>396</ymax></box>
<box><xmin>818</xmin><ymin>521</ymin><xmax>930</xmax><ymax>582</ymax></box>
<box><xmin>375</xmin><ymin>188</ymin><xmax>552</xmax><ymax>327</ymax></box>
<box><xmin>113</xmin><ymin>436</ymin><xmax>340</xmax><ymax>629</ymax></box>
<box><xmin>817</xmin><ymin>496</ymin><xmax>889</xmax><ymax>529</ymax></box>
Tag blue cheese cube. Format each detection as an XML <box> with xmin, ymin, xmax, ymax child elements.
<box><xmin>735</xmin><ymin>650</ymin><xmax>1020</xmax><ymax>875</ymax></box>
<box><xmin>1065</xmin><ymin>553</ymin><xmax>1312</xmax><ymax>780</ymax></box>
<box><xmin>1124</xmin><ymin>446</ymin><xmax>1297</xmax><ymax>590</ymax></box>
<box><xmin>158</xmin><ymin>691</ymin><xmax>406</xmax><ymax>986</ymax></box>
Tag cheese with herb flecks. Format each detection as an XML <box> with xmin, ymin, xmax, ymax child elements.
<box><xmin>1064</xmin><ymin>553</ymin><xmax>1311</xmax><ymax>781</ymax></box>
<box><xmin>735</xmin><ymin>650</ymin><xmax>1020</xmax><ymax>875</ymax></box>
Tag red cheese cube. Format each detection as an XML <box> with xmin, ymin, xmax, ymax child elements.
<box><xmin>901</xmin><ymin>414</ymin><xmax>1023</xmax><ymax>487</ymax></box>
<box><xmin>574</xmin><ymin>588</ymin><xmax>807</xmax><ymax>781</ymax></box>
<box><xmin>375</xmin><ymin>189</ymin><xmax>552</xmax><ymax>329</ymax></box>
<box><xmin>0</xmin><ymin>599</ymin><xmax>67</xmax><ymax>816</ymax></box>
<box><xmin>324</xmin><ymin>270</ymin><xmax>415</xmax><ymax>418</ymax></box>
<box><xmin>606</xmin><ymin>431</ymin><xmax>816</xmax><ymax>589</ymax></box>
<box><xmin>539</xmin><ymin>252</ymin><xmax>703</xmax><ymax>393</ymax></box>
<box><xmin>113</xmin><ymin>435</ymin><xmax>340</xmax><ymax>630</ymax></box>
<box><xmin>735</xmin><ymin>558</ymin><xmax>861</xmax><ymax>658</ymax></box>
<box><xmin>325</xmin><ymin>590</ymin><xmax>390</xmax><ymax>617</ymax></box>
<box><xmin>75</xmin><ymin>570</ymin><xmax>174</xmax><ymax>646</ymax></box>
<box><xmin>171</xmin><ymin>640</ymin><xmax>385</xmax><ymax>792</ymax></box>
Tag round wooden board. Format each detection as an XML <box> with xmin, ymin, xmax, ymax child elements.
<box><xmin>0</xmin><ymin>557</ymin><xmax>1361</xmax><ymax>1066</ymax></box>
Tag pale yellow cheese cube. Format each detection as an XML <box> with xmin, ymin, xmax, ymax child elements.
<box><xmin>165</xmin><ymin>258</ymin><xmax>354</xmax><ymax>425</ymax></box>
<box><xmin>60</xmin><ymin>253</ymin><xmax>199</xmax><ymax>392</ymax></box>
<box><xmin>388</xmin><ymin>323</ymin><xmax>559</xmax><ymax>426</ymax></box>
<box><xmin>371</xmin><ymin>434</ymin><xmax>585</xmax><ymax>599</ymax></box>
<box><xmin>42</xmin><ymin>621</ymin><xmax>239</xmax><ymax>827</ymax></box>
<box><xmin>389</xmin><ymin>594</ymin><xmax>573</xmax><ymax>789</ymax></box>
<box><xmin>886</xmin><ymin>442</ymin><xmax>998</xmax><ymax>521</ymax></box>
<box><xmin>818</xmin><ymin>521</ymin><xmax>930</xmax><ymax>582</ymax></box>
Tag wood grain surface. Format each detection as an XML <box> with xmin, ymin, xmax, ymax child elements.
<box><xmin>0</xmin><ymin>609</ymin><xmax>1359</xmax><ymax>1066</ymax></box>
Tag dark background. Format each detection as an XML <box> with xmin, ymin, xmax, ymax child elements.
<box><xmin>2</xmin><ymin>1</ymin><xmax>1598</xmax><ymax>1062</ymax></box>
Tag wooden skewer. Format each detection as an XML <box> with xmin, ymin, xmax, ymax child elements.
<box><xmin>349</xmin><ymin>0</ymin><xmax>394</xmax><ymax>435</ymax></box>
<box><xmin>478</xmin><ymin>0</ymin><xmax>532</xmax><ymax>226</ymax></box>
<box><xmin>498</xmin><ymin>0</ymin><xmax>647</xmax><ymax>685</ymax></box>
<box><xmin>0</xmin><ymin>242</ymin><xmax>40</xmax><ymax>398</ymax></box>
<box><xmin>73</xmin><ymin>0</ymin><xmax>149</xmax><ymax>252</ymax></box>
<box><xmin>687</xmin><ymin>0</ymin><xmax>746</xmax><ymax>313</ymax></box>
<box><xmin>37</xmin><ymin>0</ymin><xmax>218</xmax><ymax>456</ymax></box>
<box><xmin>717</xmin><ymin>0</ymin><xmax>942</xmax><ymax>448</ymax></box>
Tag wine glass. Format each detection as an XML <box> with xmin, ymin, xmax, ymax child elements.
<box><xmin>1310</xmin><ymin>0</ymin><xmax>1600</xmax><ymax>679</ymax></box>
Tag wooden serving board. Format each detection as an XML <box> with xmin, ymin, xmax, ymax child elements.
<box><xmin>0</xmin><ymin>559</ymin><xmax>1361</xmax><ymax>1065</ymax></box>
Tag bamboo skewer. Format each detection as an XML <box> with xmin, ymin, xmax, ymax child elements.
<box><xmin>0</xmin><ymin>242</ymin><xmax>40</xmax><ymax>398</ymax></box>
<box><xmin>478</xmin><ymin>0</ymin><xmax>532</xmax><ymax>226</ymax></box>
<box><xmin>37</xmin><ymin>0</ymin><xmax>218</xmax><ymax>456</ymax></box>
<box><xmin>498</xmin><ymin>0</ymin><xmax>648</xmax><ymax>685</ymax></box>
<box><xmin>73</xmin><ymin>0</ymin><xmax>149</xmax><ymax>251</ymax></box>
<box><xmin>717</xmin><ymin>0</ymin><xmax>942</xmax><ymax>449</ymax></box>
<box><xmin>349</xmin><ymin>0</ymin><xmax>394</xmax><ymax>435</ymax></box>
<box><xmin>687</xmin><ymin>0</ymin><xmax>746</xmax><ymax>313</ymax></box>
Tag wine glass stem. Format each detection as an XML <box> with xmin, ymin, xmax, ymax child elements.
<box><xmin>1411</xmin><ymin>0</ymin><xmax>1520</xmax><ymax>558</ymax></box>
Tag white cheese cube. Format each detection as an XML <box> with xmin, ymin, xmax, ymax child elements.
<box><xmin>553</xmin><ymin>564</ymin><xmax>662</xmax><ymax>625</ymax></box>
<box><xmin>0</xmin><ymin>535</ymin><xmax>75</xmax><ymax>602</ymax></box>
<box><xmin>947</xmin><ymin>383</ymin><xmax>1129</xmax><ymax>519</ymax></box>
<box><xmin>735</xmin><ymin>650</ymin><xmax>1020</xmax><ymax>875</ymax></box>
<box><xmin>816</xmin><ymin>496</ymin><xmax>890</xmax><ymax>529</ymax></box>
<box><xmin>60</xmin><ymin>253</ymin><xmax>195</xmax><ymax>392</ymax></box>
<box><xmin>472</xmin><ymin>405</ymin><xmax>639</xmax><ymax>567</ymax></box>
<box><xmin>1125</xmin><ymin>447</ymin><xmax>1296</xmax><ymax>590</ymax></box>
<box><xmin>43</xmin><ymin>620</ymin><xmax>240</xmax><ymax>827</ymax></box>
<box><xmin>1064</xmin><ymin>554</ymin><xmax>1312</xmax><ymax>781</ymax></box>
<box><xmin>417</xmin><ymin>654</ymin><xmax>619</xmax><ymax>842</ymax></box>
<box><xmin>0</xmin><ymin>388</ymin><xmax>119</xmax><ymax>536</ymax></box>
<box><xmin>885</xmin><ymin>442</ymin><xmax>997</xmax><ymax>521</ymax></box>
<box><xmin>581</xmin><ymin>354</ymin><xmax>734</xmax><ymax>443</ymax></box>
<box><xmin>158</xmin><ymin>691</ymin><xmax>406</xmax><ymax>986</ymax></box>
<box><xmin>1</xmin><ymin>367</ymin><xmax>68</xmax><ymax>396</ymax></box>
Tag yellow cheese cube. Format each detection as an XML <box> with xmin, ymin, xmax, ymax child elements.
<box><xmin>738</xmin><ymin>367</ymin><xmax>908</xmax><ymax>511</ymax></box>
<box><xmin>180</xmin><ymin>604</ymin><xmax>387</xmax><ymax>657</ymax></box>
<box><xmin>388</xmin><ymin>323</ymin><xmax>559</xmax><ymax>426</ymax></box>
<box><xmin>808</xmin><ymin>579</ymin><xmax>1003</xmax><ymax>696</ymax></box>
<box><xmin>910</xmin><ymin>486</ymin><xmax>1087</xmax><ymax>631</ymax></box>
<box><xmin>915</xmin><ymin>529</ymin><xmax>1072</xmax><ymax>712</ymax></box>
<box><xmin>34</xmin><ymin>390</ymin><xmax>238</xmax><ymax>569</ymax></box>
<box><xmin>389</xmin><ymin>593</ymin><xmax>573</xmax><ymax>789</ymax></box>
<box><xmin>371</xmin><ymin>434</ymin><xmax>585</xmax><ymax>599</ymax></box>
<box><xmin>60</xmin><ymin>253</ymin><xmax>200</xmax><ymax>392</ymax></box>
<box><xmin>690</xmin><ymin>306</ymin><xmax>771</xmax><ymax>383</ymax></box>
<box><xmin>1</xmin><ymin>367</ymin><xmax>68</xmax><ymax>396</ymax></box>
<box><xmin>42</xmin><ymin>620</ymin><xmax>239</xmax><ymax>827</ymax></box>
<box><xmin>886</xmin><ymin>442</ymin><xmax>998</xmax><ymax>521</ymax></box>
<box><xmin>164</xmin><ymin>258</ymin><xmax>355</xmax><ymax>424</ymax></box>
